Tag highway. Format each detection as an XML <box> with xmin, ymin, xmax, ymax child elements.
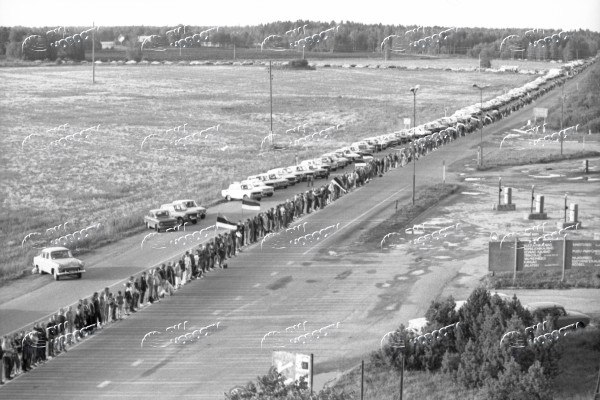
<box><xmin>0</xmin><ymin>68</ymin><xmax>591</xmax><ymax>398</ymax></box>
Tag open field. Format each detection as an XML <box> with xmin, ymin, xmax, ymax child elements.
<box><xmin>0</xmin><ymin>62</ymin><xmax>567</xmax><ymax>280</ymax></box>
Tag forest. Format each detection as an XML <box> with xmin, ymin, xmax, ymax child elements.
<box><xmin>1</xmin><ymin>20</ymin><xmax>599</xmax><ymax>62</ymax></box>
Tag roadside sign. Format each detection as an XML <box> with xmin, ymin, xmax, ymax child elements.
<box><xmin>403</xmin><ymin>118</ymin><xmax>411</xmax><ymax>129</ymax></box>
<box><xmin>533</xmin><ymin>108</ymin><xmax>548</xmax><ymax>119</ymax></box>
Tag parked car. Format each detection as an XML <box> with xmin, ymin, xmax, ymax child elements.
<box><xmin>160</xmin><ymin>203</ymin><xmax>198</xmax><ymax>225</ymax></box>
<box><xmin>172</xmin><ymin>199</ymin><xmax>207</xmax><ymax>220</ymax></box>
<box><xmin>145</xmin><ymin>208</ymin><xmax>178</xmax><ymax>232</ymax></box>
<box><xmin>222</xmin><ymin>182</ymin><xmax>263</xmax><ymax>201</ymax></box>
<box><xmin>320</xmin><ymin>156</ymin><xmax>339</xmax><ymax>170</ymax></box>
<box><xmin>525</xmin><ymin>302</ymin><xmax>592</xmax><ymax>328</ymax></box>
<box><xmin>337</xmin><ymin>148</ymin><xmax>362</xmax><ymax>162</ymax></box>
<box><xmin>242</xmin><ymin>179</ymin><xmax>274</xmax><ymax>197</ymax></box>
<box><xmin>279</xmin><ymin>166</ymin><xmax>306</xmax><ymax>182</ymax></box>
<box><xmin>267</xmin><ymin>168</ymin><xmax>298</xmax><ymax>185</ymax></box>
<box><xmin>33</xmin><ymin>247</ymin><xmax>85</xmax><ymax>280</ymax></box>
<box><xmin>248</xmin><ymin>173</ymin><xmax>289</xmax><ymax>189</ymax></box>
<box><xmin>306</xmin><ymin>164</ymin><xmax>329</xmax><ymax>178</ymax></box>
<box><xmin>323</xmin><ymin>153</ymin><xmax>349</xmax><ymax>168</ymax></box>
<box><xmin>290</xmin><ymin>165</ymin><xmax>313</xmax><ymax>181</ymax></box>
<box><xmin>301</xmin><ymin>159</ymin><xmax>331</xmax><ymax>172</ymax></box>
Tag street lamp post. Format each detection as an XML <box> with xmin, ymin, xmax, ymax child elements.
<box><xmin>472</xmin><ymin>84</ymin><xmax>488</xmax><ymax>167</ymax></box>
<box><xmin>410</xmin><ymin>85</ymin><xmax>419</xmax><ymax>205</ymax></box>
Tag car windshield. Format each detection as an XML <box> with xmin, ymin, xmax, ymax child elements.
<box><xmin>156</xmin><ymin>210</ymin><xmax>169</xmax><ymax>217</ymax></box>
<box><xmin>183</xmin><ymin>201</ymin><xmax>196</xmax><ymax>208</ymax></box>
<box><xmin>51</xmin><ymin>250</ymin><xmax>71</xmax><ymax>259</ymax></box>
<box><xmin>241</xmin><ymin>184</ymin><xmax>250</xmax><ymax>190</ymax></box>
<box><xmin>173</xmin><ymin>204</ymin><xmax>187</xmax><ymax>211</ymax></box>
<box><xmin>268</xmin><ymin>174</ymin><xmax>278</xmax><ymax>179</ymax></box>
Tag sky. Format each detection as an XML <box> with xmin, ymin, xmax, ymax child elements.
<box><xmin>0</xmin><ymin>0</ymin><xmax>599</xmax><ymax>32</ymax></box>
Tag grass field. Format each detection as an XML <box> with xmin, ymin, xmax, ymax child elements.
<box><xmin>0</xmin><ymin>63</ymin><xmax>539</xmax><ymax>279</ymax></box>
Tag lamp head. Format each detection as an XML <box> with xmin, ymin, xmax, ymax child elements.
<box><xmin>410</xmin><ymin>85</ymin><xmax>420</xmax><ymax>94</ymax></box>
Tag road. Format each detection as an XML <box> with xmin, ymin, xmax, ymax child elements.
<box><xmin>0</xmin><ymin>67</ymin><xmax>594</xmax><ymax>398</ymax></box>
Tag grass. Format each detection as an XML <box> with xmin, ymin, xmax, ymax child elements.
<box><xmin>487</xmin><ymin>266</ymin><xmax>600</xmax><ymax>289</ymax></box>
<box><xmin>359</xmin><ymin>183</ymin><xmax>460</xmax><ymax>249</ymax></box>
<box><xmin>0</xmin><ymin>63</ymin><xmax>540</xmax><ymax>280</ymax></box>
<box><xmin>327</xmin><ymin>328</ymin><xmax>600</xmax><ymax>399</ymax></box>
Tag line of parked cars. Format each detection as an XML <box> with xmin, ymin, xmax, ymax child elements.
<box><xmin>144</xmin><ymin>199</ymin><xmax>207</xmax><ymax>232</ymax></box>
<box><xmin>218</xmin><ymin>133</ymin><xmax>405</xmax><ymax>203</ymax></box>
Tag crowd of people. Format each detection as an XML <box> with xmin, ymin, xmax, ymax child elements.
<box><xmin>2</xmin><ymin>58</ymin><xmax>589</xmax><ymax>382</ymax></box>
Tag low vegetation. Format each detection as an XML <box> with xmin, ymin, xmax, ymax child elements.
<box><xmin>487</xmin><ymin>266</ymin><xmax>600</xmax><ymax>289</ymax></box>
<box><xmin>225</xmin><ymin>289</ymin><xmax>600</xmax><ymax>399</ymax></box>
<box><xmin>0</xmin><ymin>64</ymin><xmax>532</xmax><ymax>281</ymax></box>
<box><xmin>358</xmin><ymin>183</ymin><xmax>460</xmax><ymax>249</ymax></box>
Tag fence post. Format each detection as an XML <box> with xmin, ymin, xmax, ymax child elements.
<box><xmin>361</xmin><ymin>360</ymin><xmax>364</xmax><ymax>400</ymax></box>
<box><xmin>513</xmin><ymin>236</ymin><xmax>518</xmax><ymax>285</ymax></box>
<box><xmin>562</xmin><ymin>235</ymin><xmax>567</xmax><ymax>282</ymax></box>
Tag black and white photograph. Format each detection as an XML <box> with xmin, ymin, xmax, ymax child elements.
<box><xmin>0</xmin><ymin>0</ymin><xmax>599</xmax><ymax>398</ymax></box>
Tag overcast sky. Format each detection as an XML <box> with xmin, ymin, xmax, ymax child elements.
<box><xmin>0</xmin><ymin>0</ymin><xmax>598</xmax><ymax>32</ymax></box>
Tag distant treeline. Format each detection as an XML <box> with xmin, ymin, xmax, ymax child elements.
<box><xmin>1</xmin><ymin>21</ymin><xmax>599</xmax><ymax>62</ymax></box>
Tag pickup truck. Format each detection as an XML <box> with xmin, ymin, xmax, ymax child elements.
<box><xmin>222</xmin><ymin>182</ymin><xmax>263</xmax><ymax>201</ymax></box>
<box><xmin>33</xmin><ymin>247</ymin><xmax>85</xmax><ymax>280</ymax></box>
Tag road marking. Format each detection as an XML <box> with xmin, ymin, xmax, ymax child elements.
<box><xmin>303</xmin><ymin>185</ymin><xmax>409</xmax><ymax>255</ymax></box>
<box><xmin>131</xmin><ymin>359</ymin><xmax>143</xmax><ymax>367</ymax></box>
<box><xmin>253</xmin><ymin>283</ymin><xmax>260</xmax><ymax>288</ymax></box>
<box><xmin>270</xmin><ymin>271</ymin><xmax>279</xmax><ymax>276</ymax></box>
<box><xmin>235</xmin><ymin>296</ymin><xmax>242</xmax><ymax>301</ymax></box>
<box><xmin>212</xmin><ymin>310</ymin><xmax>221</xmax><ymax>315</ymax></box>
<box><xmin>286</xmin><ymin>261</ymin><xmax>294</xmax><ymax>265</ymax></box>
<box><xmin>97</xmin><ymin>381</ymin><xmax>111</xmax><ymax>388</ymax></box>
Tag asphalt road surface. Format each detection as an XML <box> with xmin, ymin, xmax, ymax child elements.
<box><xmin>0</xmin><ymin>69</ymin><xmax>591</xmax><ymax>398</ymax></box>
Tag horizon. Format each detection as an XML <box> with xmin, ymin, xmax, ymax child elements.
<box><xmin>0</xmin><ymin>0</ymin><xmax>599</xmax><ymax>33</ymax></box>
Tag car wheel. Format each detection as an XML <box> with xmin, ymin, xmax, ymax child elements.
<box><xmin>243</xmin><ymin>195</ymin><xmax>249</xmax><ymax>199</ymax></box>
<box><xmin>77</xmin><ymin>273</ymin><xmax>82</xmax><ymax>279</ymax></box>
<box><xmin>155</xmin><ymin>225</ymin><xmax>160</xmax><ymax>232</ymax></box>
<box><xmin>225</xmin><ymin>195</ymin><xmax>232</xmax><ymax>201</ymax></box>
<box><xmin>200</xmin><ymin>214</ymin><xmax>206</xmax><ymax>219</ymax></box>
<box><xmin>257</xmin><ymin>197</ymin><xmax>262</xmax><ymax>201</ymax></box>
<box><xmin>192</xmin><ymin>219</ymin><xmax>198</xmax><ymax>225</ymax></box>
<box><xmin>177</xmin><ymin>217</ymin><xmax>184</xmax><ymax>225</ymax></box>
<box><xmin>268</xmin><ymin>193</ymin><xmax>273</xmax><ymax>197</ymax></box>
<box><xmin>53</xmin><ymin>269</ymin><xmax>59</xmax><ymax>281</ymax></box>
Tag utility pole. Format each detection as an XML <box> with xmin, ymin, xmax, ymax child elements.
<box><xmin>560</xmin><ymin>83</ymin><xmax>565</xmax><ymax>155</ymax></box>
<box><xmin>269</xmin><ymin>60</ymin><xmax>273</xmax><ymax>146</ymax></box>
<box><xmin>92</xmin><ymin>22</ymin><xmax>95</xmax><ymax>84</ymax></box>
<box><xmin>410</xmin><ymin>85</ymin><xmax>419</xmax><ymax>205</ymax></box>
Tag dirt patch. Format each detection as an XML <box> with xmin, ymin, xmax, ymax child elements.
<box><xmin>334</xmin><ymin>270</ymin><xmax>352</xmax><ymax>280</ymax></box>
<box><xmin>266</xmin><ymin>275</ymin><xmax>293</xmax><ymax>290</ymax></box>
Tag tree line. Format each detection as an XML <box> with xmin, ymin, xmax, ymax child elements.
<box><xmin>1</xmin><ymin>21</ymin><xmax>599</xmax><ymax>62</ymax></box>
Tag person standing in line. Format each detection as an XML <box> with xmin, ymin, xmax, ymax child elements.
<box><xmin>1</xmin><ymin>336</ymin><xmax>13</xmax><ymax>381</ymax></box>
<box><xmin>116</xmin><ymin>291</ymin><xmax>124</xmax><ymax>320</ymax></box>
<box><xmin>146</xmin><ymin>270</ymin><xmax>155</xmax><ymax>303</ymax></box>
<box><xmin>139</xmin><ymin>272</ymin><xmax>147</xmax><ymax>306</ymax></box>
<box><xmin>93</xmin><ymin>292</ymin><xmax>103</xmax><ymax>328</ymax></box>
<box><xmin>108</xmin><ymin>293</ymin><xmax>117</xmax><ymax>322</ymax></box>
<box><xmin>65</xmin><ymin>306</ymin><xmax>75</xmax><ymax>345</ymax></box>
<box><xmin>56</xmin><ymin>308</ymin><xmax>66</xmax><ymax>352</ymax></box>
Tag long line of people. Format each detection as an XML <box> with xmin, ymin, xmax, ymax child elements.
<box><xmin>3</xmin><ymin>56</ymin><xmax>592</xmax><ymax>381</ymax></box>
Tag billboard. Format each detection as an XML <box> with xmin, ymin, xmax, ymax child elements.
<box><xmin>272</xmin><ymin>351</ymin><xmax>312</xmax><ymax>388</ymax></box>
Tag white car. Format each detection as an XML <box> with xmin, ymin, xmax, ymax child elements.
<box><xmin>172</xmin><ymin>199</ymin><xmax>207</xmax><ymax>220</ymax></box>
<box><xmin>33</xmin><ymin>247</ymin><xmax>85</xmax><ymax>280</ymax></box>
<box><xmin>267</xmin><ymin>168</ymin><xmax>299</xmax><ymax>185</ymax></box>
<box><xmin>242</xmin><ymin>179</ymin><xmax>274</xmax><ymax>197</ymax></box>
<box><xmin>160</xmin><ymin>203</ymin><xmax>198</xmax><ymax>225</ymax></box>
<box><xmin>247</xmin><ymin>173</ymin><xmax>289</xmax><ymax>189</ymax></box>
<box><xmin>222</xmin><ymin>182</ymin><xmax>263</xmax><ymax>201</ymax></box>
